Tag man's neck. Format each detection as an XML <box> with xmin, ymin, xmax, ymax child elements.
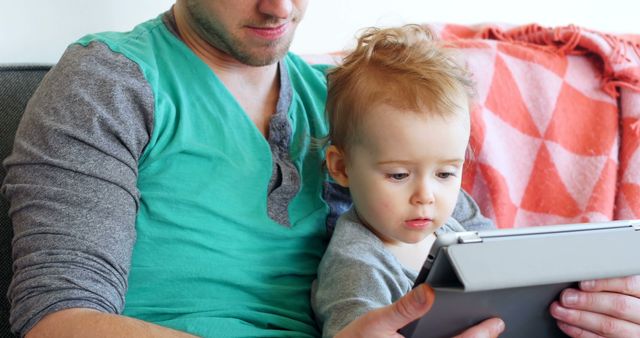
<box><xmin>171</xmin><ymin>6</ymin><xmax>281</xmax><ymax>136</ymax></box>
<box><xmin>171</xmin><ymin>5</ymin><xmax>279</xmax><ymax>81</ymax></box>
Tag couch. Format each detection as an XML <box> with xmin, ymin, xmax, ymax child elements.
<box><xmin>1</xmin><ymin>23</ymin><xmax>639</xmax><ymax>337</ymax></box>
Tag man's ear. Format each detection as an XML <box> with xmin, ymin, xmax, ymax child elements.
<box><xmin>325</xmin><ymin>145</ymin><xmax>349</xmax><ymax>187</ymax></box>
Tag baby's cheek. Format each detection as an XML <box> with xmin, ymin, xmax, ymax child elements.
<box><xmin>375</xmin><ymin>199</ymin><xmax>395</xmax><ymax>216</ymax></box>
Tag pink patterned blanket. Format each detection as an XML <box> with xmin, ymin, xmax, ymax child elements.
<box><xmin>428</xmin><ymin>23</ymin><xmax>640</xmax><ymax>228</ymax></box>
<box><xmin>305</xmin><ymin>23</ymin><xmax>640</xmax><ymax>228</ymax></box>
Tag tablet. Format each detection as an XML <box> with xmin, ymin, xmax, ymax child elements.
<box><xmin>399</xmin><ymin>220</ymin><xmax>640</xmax><ymax>338</ymax></box>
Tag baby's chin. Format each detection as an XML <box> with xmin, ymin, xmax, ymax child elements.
<box><xmin>403</xmin><ymin>232</ymin><xmax>437</xmax><ymax>245</ymax></box>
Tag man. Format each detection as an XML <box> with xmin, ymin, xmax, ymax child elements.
<box><xmin>2</xmin><ymin>1</ymin><xmax>638</xmax><ymax>337</ymax></box>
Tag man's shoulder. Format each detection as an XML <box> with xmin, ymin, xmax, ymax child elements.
<box><xmin>74</xmin><ymin>15</ymin><xmax>166</xmax><ymax>53</ymax></box>
<box><xmin>281</xmin><ymin>52</ymin><xmax>331</xmax><ymax>128</ymax></box>
<box><xmin>67</xmin><ymin>15</ymin><xmax>174</xmax><ymax>76</ymax></box>
<box><xmin>284</xmin><ymin>52</ymin><xmax>332</xmax><ymax>81</ymax></box>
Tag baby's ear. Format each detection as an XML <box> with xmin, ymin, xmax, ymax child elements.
<box><xmin>325</xmin><ymin>145</ymin><xmax>349</xmax><ymax>187</ymax></box>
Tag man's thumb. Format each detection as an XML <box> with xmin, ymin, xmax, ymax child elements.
<box><xmin>376</xmin><ymin>283</ymin><xmax>435</xmax><ymax>332</ymax></box>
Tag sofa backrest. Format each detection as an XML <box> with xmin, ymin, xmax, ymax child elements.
<box><xmin>0</xmin><ymin>65</ymin><xmax>52</xmax><ymax>338</ymax></box>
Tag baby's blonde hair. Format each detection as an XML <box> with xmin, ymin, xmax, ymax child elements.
<box><xmin>326</xmin><ymin>24</ymin><xmax>474</xmax><ymax>152</ymax></box>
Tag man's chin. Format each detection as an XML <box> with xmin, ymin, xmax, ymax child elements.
<box><xmin>234</xmin><ymin>41</ymin><xmax>292</xmax><ymax>66</ymax></box>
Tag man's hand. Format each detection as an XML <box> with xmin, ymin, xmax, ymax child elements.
<box><xmin>550</xmin><ymin>275</ymin><xmax>640</xmax><ymax>337</ymax></box>
<box><xmin>335</xmin><ymin>284</ymin><xmax>504</xmax><ymax>338</ymax></box>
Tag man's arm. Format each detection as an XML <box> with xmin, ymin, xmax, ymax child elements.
<box><xmin>2</xmin><ymin>42</ymin><xmax>154</xmax><ymax>336</ymax></box>
<box><xmin>26</xmin><ymin>309</ymin><xmax>197</xmax><ymax>338</ymax></box>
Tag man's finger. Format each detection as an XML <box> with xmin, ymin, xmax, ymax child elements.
<box><xmin>550</xmin><ymin>301</ymin><xmax>640</xmax><ymax>337</ymax></box>
<box><xmin>454</xmin><ymin>317</ymin><xmax>505</xmax><ymax>338</ymax></box>
<box><xmin>556</xmin><ymin>321</ymin><xmax>604</xmax><ymax>338</ymax></box>
<box><xmin>580</xmin><ymin>276</ymin><xmax>640</xmax><ymax>298</ymax></box>
<box><xmin>558</xmin><ymin>288</ymin><xmax>640</xmax><ymax>324</ymax></box>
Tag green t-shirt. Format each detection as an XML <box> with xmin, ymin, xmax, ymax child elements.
<box><xmin>78</xmin><ymin>16</ymin><xmax>331</xmax><ymax>337</ymax></box>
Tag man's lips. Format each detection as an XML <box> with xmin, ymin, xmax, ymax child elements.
<box><xmin>247</xmin><ymin>23</ymin><xmax>290</xmax><ymax>40</ymax></box>
<box><xmin>404</xmin><ymin>218</ymin><xmax>433</xmax><ymax>229</ymax></box>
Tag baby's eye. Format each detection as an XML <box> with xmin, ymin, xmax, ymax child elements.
<box><xmin>436</xmin><ymin>172</ymin><xmax>456</xmax><ymax>179</ymax></box>
<box><xmin>387</xmin><ymin>173</ymin><xmax>409</xmax><ymax>181</ymax></box>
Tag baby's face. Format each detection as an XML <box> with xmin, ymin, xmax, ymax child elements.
<box><xmin>344</xmin><ymin>103</ymin><xmax>470</xmax><ymax>245</ymax></box>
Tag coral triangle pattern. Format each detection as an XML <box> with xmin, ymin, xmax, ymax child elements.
<box><xmin>432</xmin><ymin>23</ymin><xmax>640</xmax><ymax>228</ymax></box>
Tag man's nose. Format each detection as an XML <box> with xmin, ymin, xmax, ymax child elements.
<box><xmin>258</xmin><ymin>0</ymin><xmax>293</xmax><ymax>19</ymax></box>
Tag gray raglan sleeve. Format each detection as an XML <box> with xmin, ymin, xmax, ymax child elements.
<box><xmin>1</xmin><ymin>41</ymin><xmax>154</xmax><ymax>336</ymax></box>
